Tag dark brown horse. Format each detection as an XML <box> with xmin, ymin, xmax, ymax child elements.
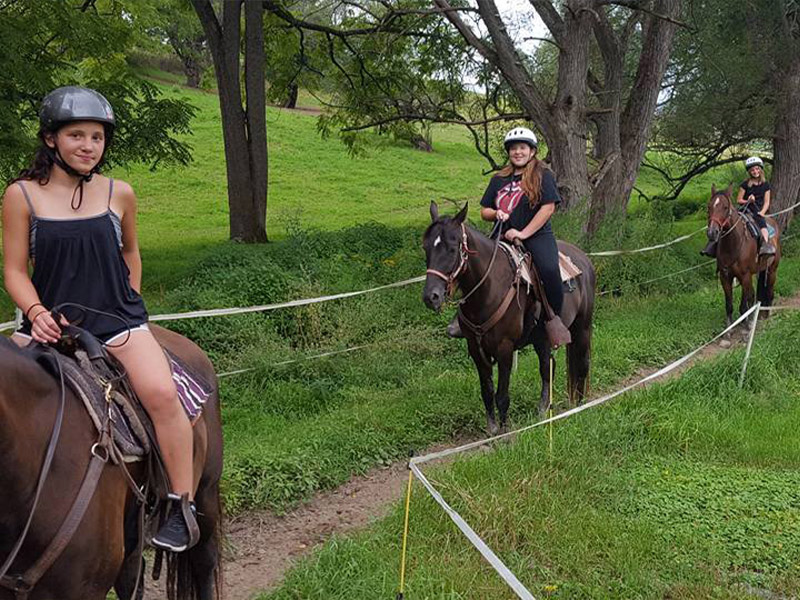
<box><xmin>422</xmin><ymin>202</ymin><xmax>595</xmax><ymax>434</ymax></box>
<box><xmin>706</xmin><ymin>184</ymin><xmax>781</xmax><ymax>326</ymax></box>
<box><xmin>0</xmin><ymin>325</ymin><xmax>223</xmax><ymax>600</ymax></box>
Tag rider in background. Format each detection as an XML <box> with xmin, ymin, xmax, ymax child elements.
<box><xmin>449</xmin><ymin>126</ymin><xmax>569</xmax><ymax>346</ymax></box>
<box><xmin>702</xmin><ymin>156</ymin><xmax>776</xmax><ymax>257</ymax></box>
<box><xmin>737</xmin><ymin>156</ymin><xmax>776</xmax><ymax>255</ymax></box>
<box><xmin>1</xmin><ymin>86</ymin><xmax>198</xmax><ymax>552</ymax></box>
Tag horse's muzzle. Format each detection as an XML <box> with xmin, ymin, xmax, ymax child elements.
<box><xmin>422</xmin><ymin>282</ymin><xmax>445</xmax><ymax>312</ymax></box>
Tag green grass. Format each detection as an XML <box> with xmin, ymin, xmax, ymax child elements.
<box><xmin>262</xmin><ymin>310</ymin><xmax>800</xmax><ymax>599</ymax></box>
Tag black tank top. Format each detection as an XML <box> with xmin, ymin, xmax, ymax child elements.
<box><xmin>17</xmin><ymin>179</ymin><xmax>148</xmax><ymax>339</ymax></box>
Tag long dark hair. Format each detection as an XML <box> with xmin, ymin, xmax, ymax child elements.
<box><xmin>13</xmin><ymin>123</ymin><xmax>111</xmax><ymax>185</ymax></box>
<box><xmin>496</xmin><ymin>154</ymin><xmax>544</xmax><ymax>207</ymax></box>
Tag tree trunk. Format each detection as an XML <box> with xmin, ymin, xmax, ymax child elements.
<box><xmin>192</xmin><ymin>0</ymin><xmax>268</xmax><ymax>242</ymax></box>
<box><xmin>586</xmin><ymin>0</ymin><xmax>680</xmax><ymax>235</ymax></box>
<box><xmin>183</xmin><ymin>55</ymin><xmax>202</xmax><ymax>88</ymax></box>
<box><xmin>283</xmin><ymin>82</ymin><xmax>299</xmax><ymax>108</ymax></box>
<box><xmin>770</xmin><ymin>53</ymin><xmax>800</xmax><ymax>231</ymax></box>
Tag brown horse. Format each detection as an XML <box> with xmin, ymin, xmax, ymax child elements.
<box><xmin>0</xmin><ymin>325</ymin><xmax>223</xmax><ymax>600</ymax></box>
<box><xmin>706</xmin><ymin>184</ymin><xmax>781</xmax><ymax>326</ymax></box>
<box><xmin>422</xmin><ymin>202</ymin><xmax>595</xmax><ymax>434</ymax></box>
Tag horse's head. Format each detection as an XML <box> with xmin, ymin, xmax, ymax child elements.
<box><xmin>422</xmin><ymin>201</ymin><xmax>469</xmax><ymax>311</ymax></box>
<box><xmin>707</xmin><ymin>183</ymin><xmax>734</xmax><ymax>241</ymax></box>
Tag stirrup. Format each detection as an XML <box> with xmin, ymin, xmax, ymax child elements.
<box><xmin>759</xmin><ymin>242</ymin><xmax>776</xmax><ymax>255</ymax></box>
<box><xmin>544</xmin><ymin>316</ymin><xmax>571</xmax><ymax>348</ymax></box>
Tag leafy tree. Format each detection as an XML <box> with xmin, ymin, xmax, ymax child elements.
<box><xmin>129</xmin><ymin>0</ymin><xmax>212</xmax><ymax>88</ymax></box>
<box><xmin>265</xmin><ymin>0</ymin><xmax>684</xmax><ymax>236</ymax></box>
<box><xmin>0</xmin><ymin>0</ymin><xmax>195</xmax><ymax>183</ymax></box>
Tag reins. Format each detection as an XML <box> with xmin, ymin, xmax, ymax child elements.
<box><xmin>0</xmin><ymin>350</ymin><xmax>66</xmax><ymax>588</ymax></box>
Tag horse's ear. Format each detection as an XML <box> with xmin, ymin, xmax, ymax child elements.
<box><xmin>430</xmin><ymin>201</ymin><xmax>439</xmax><ymax>223</ymax></box>
<box><xmin>711</xmin><ymin>183</ymin><xmax>717</xmax><ymax>195</ymax></box>
<box><xmin>726</xmin><ymin>182</ymin><xmax>733</xmax><ymax>196</ymax></box>
<box><xmin>455</xmin><ymin>202</ymin><xmax>468</xmax><ymax>224</ymax></box>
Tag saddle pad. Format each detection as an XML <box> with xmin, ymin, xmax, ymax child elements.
<box><xmin>164</xmin><ymin>349</ymin><xmax>213</xmax><ymax>423</ymax></box>
<box><xmin>499</xmin><ymin>242</ymin><xmax>582</xmax><ymax>285</ymax></box>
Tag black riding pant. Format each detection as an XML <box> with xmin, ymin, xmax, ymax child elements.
<box><xmin>741</xmin><ymin>204</ymin><xmax>767</xmax><ymax>229</ymax></box>
<box><xmin>523</xmin><ymin>231</ymin><xmax>563</xmax><ymax>316</ymax></box>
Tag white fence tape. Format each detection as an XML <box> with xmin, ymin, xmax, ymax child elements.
<box><xmin>217</xmin><ymin>344</ymin><xmax>370</xmax><ymax>378</ymax></box>
<box><xmin>409</xmin><ymin>462</ymin><xmax>536</xmax><ymax>599</ymax></box>
<box><xmin>148</xmin><ymin>276</ymin><xmax>426</xmax><ymax>322</ymax></box>
<box><xmin>587</xmin><ymin>227</ymin><xmax>706</xmax><ymax>257</ymax></box>
<box><xmin>768</xmin><ymin>199</ymin><xmax>800</xmax><ymax>218</ymax></box>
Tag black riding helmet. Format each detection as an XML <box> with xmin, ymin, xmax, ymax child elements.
<box><xmin>38</xmin><ymin>86</ymin><xmax>115</xmax><ymax>209</ymax></box>
<box><xmin>40</xmin><ymin>86</ymin><xmax>115</xmax><ymax>135</ymax></box>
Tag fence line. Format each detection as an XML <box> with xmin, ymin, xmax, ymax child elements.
<box><xmin>407</xmin><ymin>303</ymin><xmax>760</xmax><ymax>598</ymax></box>
<box><xmin>412</xmin><ymin>303</ymin><xmax>758</xmax><ymax>466</ymax></box>
<box><xmin>217</xmin><ymin>344</ymin><xmax>370</xmax><ymax>378</ymax></box>
<box><xmin>587</xmin><ymin>227</ymin><xmax>706</xmax><ymax>257</ymax></box>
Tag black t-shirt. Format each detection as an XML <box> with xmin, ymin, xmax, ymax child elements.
<box><xmin>739</xmin><ymin>180</ymin><xmax>771</xmax><ymax>212</ymax></box>
<box><xmin>480</xmin><ymin>169</ymin><xmax>560</xmax><ymax>237</ymax></box>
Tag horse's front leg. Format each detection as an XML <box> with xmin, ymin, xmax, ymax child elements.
<box><xmin>532</xmin><ymin>326</ymin><xmax>552</xmax><ymax>416</ymax></box>
<box><xmin>494</xmin><ymin>341</ymin><xmax>516</xmax><ymax>434</ymax></box>
<box><xmin>739</xmin><ymin>274</ymin><xmax>755</xmax><ymax>316</ymax></box>
<box><xmin>468</xmin><ymin>337</ymin><xmax>498</xmax><ymax>435</ymax></box>
<box><xmin>719</xmin><ymin>270</ymin><xmax>734</xmax><ymax>328</ymax></box>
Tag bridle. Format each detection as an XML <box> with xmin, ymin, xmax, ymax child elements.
<box><xmin>425</xmin><ymin>221</ymin><xmax>503</xmax><ymax>303</ymax></box>
<box><xmin>425</xmin><ymin>223</ymin><xmax>477</xmax><ymax>298</ymax></box>
<box><xmin>709</xmin><ymin>194</ymin><xmax>733</xmax><ymax>230</ymax></box>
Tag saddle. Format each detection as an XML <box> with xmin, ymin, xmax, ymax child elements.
<box><xmin>740</xmin><ymin>210</ymin><xmax>777</xmax><ymax>243</ymax></box>
<box><xmin>499</xmin><ymin>242</ymin><xmax>582</xmax><ymax>293</ymax></box>
<box><xmin>25</xmin><ymin>325</ymin><xmax>211</xmax><ymax>463</ymax></box>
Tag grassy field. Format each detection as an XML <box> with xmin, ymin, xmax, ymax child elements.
<box><xmin>2</xmin><ymin>78</ymin><xmax>798</xmax><ymax>596</ymax></box>
<box><xmin>264</xmin><ymin>310</ymin><xmax>800</xmax><ymax>599</ymax></box>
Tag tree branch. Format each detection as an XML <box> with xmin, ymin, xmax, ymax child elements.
<box><xmin>598</xmin><ymin>0</ymin><xmax>690</xmax><ymax>29</ymax></box>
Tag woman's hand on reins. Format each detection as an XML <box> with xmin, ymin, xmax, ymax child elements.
<box><xmin>496</xmin><ymin>210</ymin><xmax>510</xmax><ymax>222</ymax></box>
<box><xmin>30</xmin><ymin>309</ymin><xmax>68</xmax><ymax>344</ymax></box>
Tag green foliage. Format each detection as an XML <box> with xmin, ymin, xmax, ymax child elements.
<box><xmin>0</xmin><ymin>0</ymin><xmax>196</xmax><ymax>182</ymax></box>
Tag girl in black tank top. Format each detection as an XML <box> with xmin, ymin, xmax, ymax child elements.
<box><xmin>2</xmin><ymin>86</ymin><xmax>199</xmax><ymax>552</ymax></box>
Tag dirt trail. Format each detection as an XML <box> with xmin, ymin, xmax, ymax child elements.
<box><xmin>219</xmin><ymin>295</ymin><xmax>799</xmax><ymax>600</ymax></box>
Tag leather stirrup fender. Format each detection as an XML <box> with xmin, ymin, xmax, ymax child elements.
<box><xmin>545</xmin><ymin>316</ymin><xmax>572</xmax><ymax>348</ymax></box>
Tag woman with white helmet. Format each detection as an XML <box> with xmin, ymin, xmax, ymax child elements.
<box><xmin>702</xmin><ymin>156</ymin><xmax>775</xmax><ymax>256</ymax></box>
<box><xmin>449</xmin><ymin>126</ymin><xmax>568</xmax><ymax>344</ymax></box>
<box><xmin>2</xmin><ymin>86</ymin><xmax>199</xmax><ymax>552</ymax></box>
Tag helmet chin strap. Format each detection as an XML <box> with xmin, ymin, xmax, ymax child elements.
<box><xmin>52</xmin><ymin>147</ymin><xmax>99</xmax><ymax>210</ymax></box>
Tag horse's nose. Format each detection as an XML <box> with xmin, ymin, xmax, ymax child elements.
<box><xmin>424</xmin><ymin>288</ymin><xmax>443</xmax><ymax>311</ymax></box>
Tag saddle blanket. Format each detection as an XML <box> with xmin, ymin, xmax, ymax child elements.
<box><xmin>499</xmin><ymin>242</ymin><xmax>582</xmax><ymax>288</ymax></box>
<box><xmin>60</xmin><ymin>348</ymin><xmax>213</xmax><ymax>461</ymax></box>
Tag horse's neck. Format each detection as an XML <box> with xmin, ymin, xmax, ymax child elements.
<box><xmin>457</xmin><ymin>227</ymin><xmax>511</xmax><ymax>310</ymax></box>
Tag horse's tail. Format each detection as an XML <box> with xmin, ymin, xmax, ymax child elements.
<box><xmin>565</xmin><ymin>316</ymin><xmax>592</xmax><ymax>405</ymax></box>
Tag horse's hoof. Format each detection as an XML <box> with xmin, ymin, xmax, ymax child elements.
<box><xmin>719</xmin><ymin>339</ymin><xmax>732</xmax><ymax>348</ymax></box>
<box><xmin>487</xmin><ymin>422</ymin><xmax>500</xmax><ymax>436</ymax></box>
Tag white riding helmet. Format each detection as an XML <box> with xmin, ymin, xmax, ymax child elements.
<box><xmin>745</xmin><ymin>156</ymin><xmax>764</xmax><ymax>169</ymax></box>
<box><xmin>504</xmin><ymin>127</ymin><xmax>538</xmax><ymax>151</ymax></box>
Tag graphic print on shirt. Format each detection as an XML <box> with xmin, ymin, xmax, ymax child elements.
<box><xmin>495</xmin><ymin>180</ymin><xmax>525</xmax><ymax>214</ymax></box>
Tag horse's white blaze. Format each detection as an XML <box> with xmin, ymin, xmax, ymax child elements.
<box><xmin>714</xmin><ymin>197</ymin><xmax>724</xmax><ymax>209</ymax></box>
<box><xmin>433</xmin><ymin>235</ymin><xmax>441</xmax><ymax>247</ymax></box>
